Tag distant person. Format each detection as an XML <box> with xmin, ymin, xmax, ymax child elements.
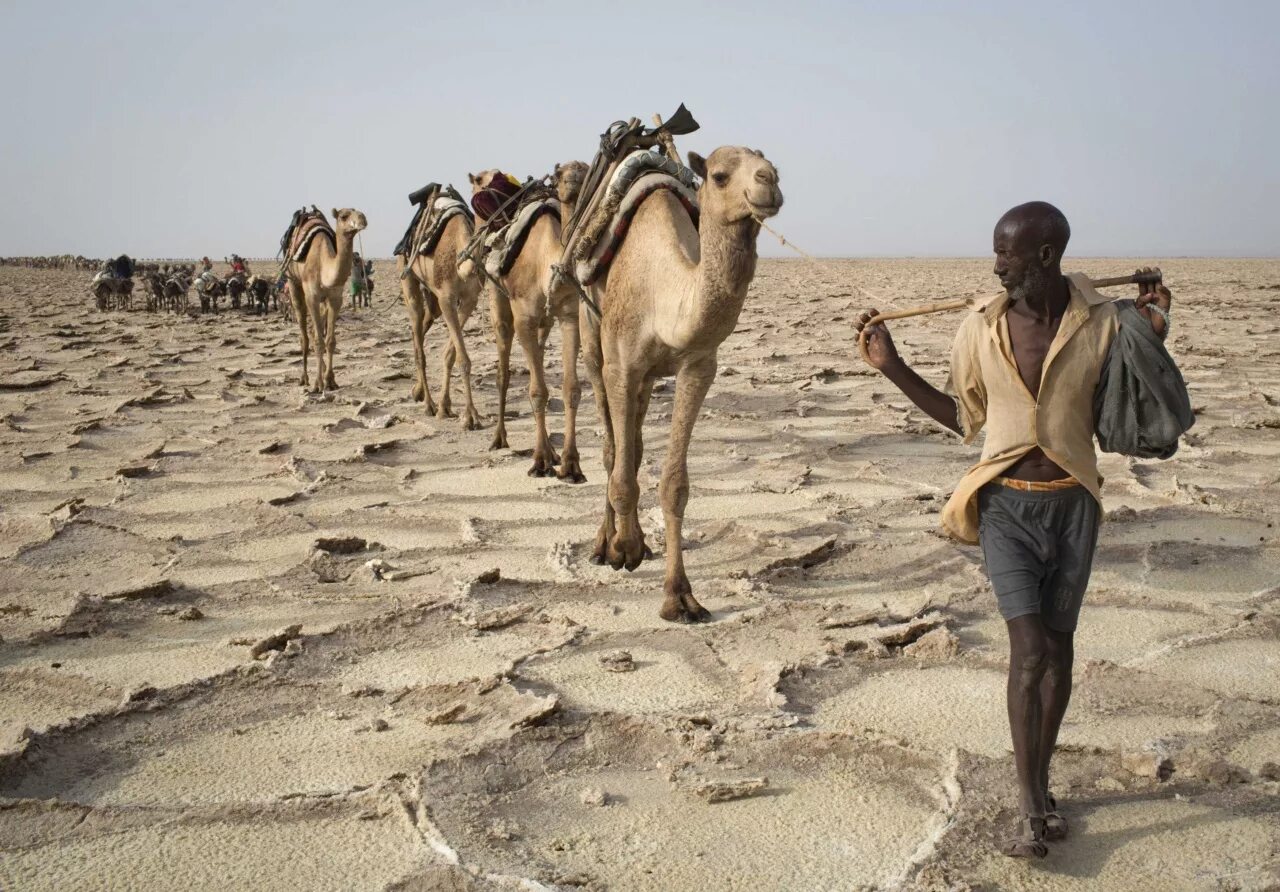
<box><xmin>855</xmin><ymin>202</ymin><xmax>1175</xmax><ymax>859</ymax></box>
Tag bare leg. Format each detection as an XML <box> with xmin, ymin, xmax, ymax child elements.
<box><xmin>489</xmin><ymin>284</ymin><xmax>513</xmax><ymax>450</ymax></box>
<box><xmin>1005</xmin><ymin>614</ymin><xmax>1050</xmax><ymax>857</ymax></box>
<box><xmin>658</xmin><ymin>358</ymin><xmax>716</xmax><ymax>622</ymax></box>
<box><xmin>1039</xmin><ymin>626</ymin><xmax>1075</xmax><ymax>840</ymax></box>
<box><xmin>556</xmin><ymin>311</ymin><xmax>585</xmax><ymax>483</ymax></box>
<box><xmin>516</xmin><ymin>313</ymin><xmax>557</xmax><ymax>476</ymax></box>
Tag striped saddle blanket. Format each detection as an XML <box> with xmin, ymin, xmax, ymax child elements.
<box><xmin>286</xmin><ymin>213</ymin><xmax>336</xmax><ymax>263</ymax></box>
<box><xmin>413</xmin><ymin>196</ymin><xmax>473</xmax><ymax>259</ymax></box>
<box><xmin>571</xmin><ymin>150</ymin><xmax>699</xmax><ymax>288</ymax></box>
<box><xmin>484</xmin><ymin>197</ymin><xmax>561</xmax><ymax>280</ymax></box>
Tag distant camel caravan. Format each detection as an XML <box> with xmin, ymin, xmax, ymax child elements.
<box><xmin>39</xmin><ymin>104</ymin><xmax>784</xmax><ymax>623</ymax></box>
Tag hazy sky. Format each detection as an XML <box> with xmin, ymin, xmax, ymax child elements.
<box><xmin>3</xmin><ymin>0</ymin><xmax>1277</xmax><ymax>259</ymax></box>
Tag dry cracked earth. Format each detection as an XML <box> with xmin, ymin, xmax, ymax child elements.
<box><xmin>0</xmin><ymin>259</ymin><xmax>1277</xmax><ymax>891</ymax></box>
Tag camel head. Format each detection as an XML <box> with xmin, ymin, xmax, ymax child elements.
<box><xmin>553</xmin><ymin>161</ymin><xmax>588</xmax><ymax>211</ymax></box>
<box><xmin>687</xmin><ymin>147</ymin><xmax>783</xmax><ymax>224</ymax></box>
<box><xmin>331</xmin><ymin>208</ymin><xmax>368</xmax><ymax>238</ymax></box>
<box><xmin>467</xmin><ymin>169</ymin><xmax>503</xmax><ymax>197</ymax></box>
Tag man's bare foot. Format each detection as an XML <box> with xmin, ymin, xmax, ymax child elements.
<box><xmin>1044</xmin><ymin>793</ymin><xmax>1068</xmax><ymax>841</ymax></box>
<box><xmin>1002</xmin><ymin>816</ymin><xmax>1048</xmax><ymax>859</ymax></box>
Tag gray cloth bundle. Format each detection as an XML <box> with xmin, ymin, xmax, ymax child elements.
<box><xmin>1094</xmin><ymin>299</ymin><xmax>1195</xmax><ymax>459</ymax></box>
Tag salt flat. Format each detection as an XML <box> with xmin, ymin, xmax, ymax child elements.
<box><xmin>0</xmin><ymin>258</ymin><xmax>1276</xmax><ymax>891</ymax></box>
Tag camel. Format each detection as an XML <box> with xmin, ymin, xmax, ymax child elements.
<box><xmin>581</xmin><ymin>146</ymin><xmax>783</xmax><ymax>622</ymax></box>
<box><xmin>90</xmin><ymin>272</ymin><xmax>132</xmax><ymax>311</ymax></box>
<box><xmin>484</xmin><ymin>161</ymin><xmax>589</xmax><ymax>481</ymax></box>
<box><xmin>398</xmin><ymin>198</ymin><xmax>483</xmax><ymax>428</ymax></box>
<box><xmin>226</xmin><ymin>273</ymin><xmax>248</xmax><ymax>310</ymax></box>
<box><xmin>286</xmin><ymin>208</ymin><xmax>367</xmax><ymax>392</ymax></box>
<box><xmin>247</xmin><ymin>275</ymin><xmax>276</xmax><ymax>315</ymax></box>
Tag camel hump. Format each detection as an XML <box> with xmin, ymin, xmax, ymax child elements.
<box><xmin>573</xmin><ymin>150</ymin><xmax>700</xmax><ymax>288</ymax></box>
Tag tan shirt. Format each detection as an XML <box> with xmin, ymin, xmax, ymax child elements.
<box><xmin>941</xmin><ymin>272</ymin><xmax>1119</xmax><ymax>544</ymax></box>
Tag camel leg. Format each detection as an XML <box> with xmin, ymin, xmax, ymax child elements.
<box><xmin>323</xmin><ymin>299</ymin><xmax>339</xmax><ymax>390</ymax></box>
<box><xmin>438</xmin><ymin>293</ymin><xmax>479</xmax><ymax>430</ymax></box>
<box><xmin>293</xmin><ymin>289</ymin><xmax>310</xmax><ymax>388</ymax></box>
<box><xmin>515</xmin><ymin>312</ymin><xmax>557</xmax><ymax>477</ymax></box>
<box><xmin>658</xmin><ymin>358</ymin><xmax>717</xmax><ymax>622</ymax></box>
<box><xmin>556</xmin><ymin>311</ymin><xmax>586</xmax><ymax>484</ymax></box>
<box><xmin>582</xmin><ymin>315</ymin><xmax>615</xmax><ymax>564</ymax></box>
<box><xmin>489</xmin><ymin>284</ymin><xmax>513</xmax><ymax>450</ymax></box>
<box><xmin>604</xmin><ymin>361</ymin><xmax>646</xmax><ymax>572</ymax></box>
<box><xmin>401</xmin><ymin>272</ymin><xmax>437</xmax><ymax>413</ymax></box>
<box><xmin>438</xmin><ymin>339</ymin><xmax>456</xmax><ymax>419</ymax></box>
<box><xmin>309</xmin><ymin>299</ymin><xmax>326</xmax><ymax>394</ymax></box>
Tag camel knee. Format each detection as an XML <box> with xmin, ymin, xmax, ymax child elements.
<box><xmin>608</xmin><ymin>476</ymin><xmax>639</xmax><ymax>513</ymax></box>
<box><xmin>659</xmin><ymin>471</ymin><xmax>689</xmax><ymax>517</ymax></box>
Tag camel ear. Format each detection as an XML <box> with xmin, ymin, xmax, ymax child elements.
<box><xmin>687</xmin><ymin>151</ymin><xmax>707</xmax><ymax>180</ymax></box>
<box><xmin>468</xmin><ymin>172</ymin><xmax>477</xmax><ymax>185</ymax></box>
<box><xmin>332</xmin><ymin>208</ymin><xmax>340</xmax><ymax>220</ymax></box>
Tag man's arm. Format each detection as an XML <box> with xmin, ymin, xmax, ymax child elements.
<box><xmin>854</xmin><ymin>309</ymin><xmax>962</xmax><ymax>436</ymax></box>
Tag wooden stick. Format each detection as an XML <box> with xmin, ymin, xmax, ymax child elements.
<box><xmin>652</xmin><ymin>113</ymin><xmax>681</xmax><ymax>165</ymax></box>
<box><xmin>857</xmin><ymin>270</ymin><xmax>1163</xmax><ymax>364</ymax></box>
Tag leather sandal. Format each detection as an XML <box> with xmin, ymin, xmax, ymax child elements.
<box><xmin>1002</xmin><ymin>815</ymin><xmax>1049</xmax><ymax>859</ymax></box>
<box><xmin>1044</xmin><ymin>793</ymin><xmax>1068</xmax><ymax>841</ymax></box>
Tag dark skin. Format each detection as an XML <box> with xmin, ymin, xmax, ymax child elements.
<box><xmin>854</xmin><ymin>205</ymin><xmax>1172</xmax><ymax>853</ymax></box>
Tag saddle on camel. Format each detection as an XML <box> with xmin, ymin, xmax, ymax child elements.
<box><xmin>550</xmin><ymin>104</ymin><xmax>701</xmax><ymax>308</ymax></box>
<box><xmin>465</xmin><ymin>173</ymin><xmax>564</xmax><ymax>288</ymax></box>
<box><xmin>393</xmin><ymin>184</ymin><xmax>473</xmax><ymax>266</ymax></box>
<box><xmin>279</xmin><ymin>206</ymin><xmax>336</xmax><ymax>264</ymax></box>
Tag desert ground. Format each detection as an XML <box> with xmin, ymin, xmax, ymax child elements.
<box><xmin>0</xmin><ymin>258</ymin><xmax>1277</xmax><ymax>891</ymax></box>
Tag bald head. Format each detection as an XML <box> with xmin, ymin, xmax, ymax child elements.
<box><xmin>995</xmin><ymin>201</ymin><xmax>1071</xmax><ymax>260</ymax></box>
<box><xmin>992</xmin><ymin>202</ymin><xmax>1072</xmax><ymax>297</ymax></box>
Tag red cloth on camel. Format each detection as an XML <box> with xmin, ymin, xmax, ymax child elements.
<box><xmin>471</xmin><ymin>173</ymin><xmax>521</xmax><ymax>226</ymax></box>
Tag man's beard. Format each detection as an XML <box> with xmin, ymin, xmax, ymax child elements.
<box><xmin>1007</xmin><ymin>263</ymin><xmax>1051</xmax><ymax>304</ymax></box>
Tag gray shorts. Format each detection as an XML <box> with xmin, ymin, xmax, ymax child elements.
<box><xmin>978</xmin><ymin>483</ymin><xmax>1101</xmax><ymax>632</ymax></box>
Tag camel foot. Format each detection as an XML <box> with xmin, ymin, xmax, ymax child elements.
<box><xmin>325</xmin><ymin>376</ymin><xmax>338</xmax><ymax>390</ymax></box>
<box><xmin>557</xmin><ymin>453</ymin><xmax>587</xmax><ymax>484</ymax></box>
<box><xmin>411</xmin><ymin>382</ymin><xmax>425</xmax><ymax>402</ymax></box>
<box><xmin>436</xmin><ymin>405</ymin><xmax>455</xmax><ymax>420</ymax></box>
<box><xmin>606</xmin><ymin>531</ymin><xmax>645</xmax><ymax>572</ymax></box>
<box><xmin>462</xmin><ymin>413</ymin><xmax>481</xmax><ymax>432</ymax></box>
<box><xmin>527</xmin><ymin>452</ymin><xmax>558</xmax><ymax>477</ymax></box>
<box><xmin>660</xmin><ymin>579</ymin><xmax>712</xmax><ymax>623</ymax></box>
<box><xmin>490</xmin><ymin>430</ymin><xmax>509</xmax><ymax>451</ymax></box>
<box><xmin>589</xmin><ymin>527</ymin><xmax>611</xmax><ymax>565</ymax></box>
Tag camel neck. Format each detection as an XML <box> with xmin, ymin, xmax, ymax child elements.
<box><xmin>693</xmin><ymin>215</ymin><xmax>759</xmax><ymax>327</ymax></box>
<box><xmin>320</xmin><ymin>229</ymin><xmax>356</xmax><ymax>289</ymax></box>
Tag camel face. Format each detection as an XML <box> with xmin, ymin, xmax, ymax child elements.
<box><xmin>688</xmin><ymin>147</ymin><xmax>783</xmax><ymax>224</ymax></box>
<box><xmin>332</xmin><ymin>208</ymin><xmax>368</xmax><ymax>237</ymax></box>
<box><xmin>553</xmin><ymin>161</ymin><xmax>588</xmax><ymax>209</ymax></box>
<box><xmin>467</xmin><ymin>170</ymin><xmax>502</xmax><ymax>197</ymax></box>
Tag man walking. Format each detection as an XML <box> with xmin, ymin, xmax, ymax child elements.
<box><xmin>855</xmin><ymin>202</ymin><xmax>1172</xmax><ymax>857</ymax></box>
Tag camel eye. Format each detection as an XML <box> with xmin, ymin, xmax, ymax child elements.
<box><xmin>711</xmin><ymin>172</ymin><xmax>729</xmax><ymax>187</ymax></box>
